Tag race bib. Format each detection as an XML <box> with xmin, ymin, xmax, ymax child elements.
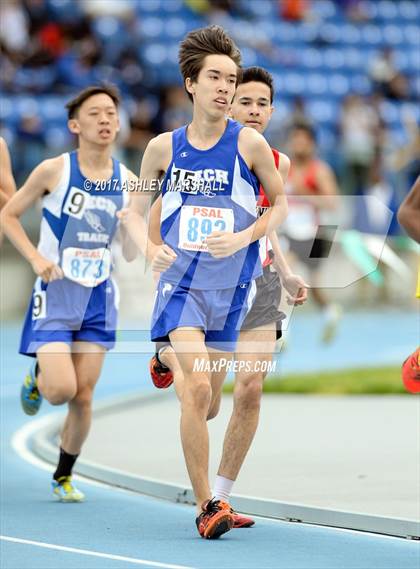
<box><xmin>32</xmin><ymin>290</ymin><xmax>46</xmax><ymax>320</ymax></box>
<box><xmin>283</xmin><ymin>198</ymin><xmax>318</xmax><ymax>240</ymax></box>
<box><xmin>62</xmin><ymin>247</ymin><xmax>111</xmax><ymax>287</ymax></box>
<box><xmin>179</xmin><ymin>205</ymin><xmax>234</xmax><ymax>252</ymax></box>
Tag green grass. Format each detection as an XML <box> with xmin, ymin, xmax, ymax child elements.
<box><xmin>223</xmin><ymin>366</ymin><xmax>407</xmax><ymax>395</ymax></box>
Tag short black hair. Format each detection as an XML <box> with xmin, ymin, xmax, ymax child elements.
<box><xmin>66</xmin><ymin>85</ymin><xmax>120</xmax><ymax>119</ymax></box>
<box><xmin>238</xmin><ymin>66</ymin><xmax>274</xmax><ymax>103</ymax></box>
<box><xmin>290</xmin><ymin>121</ymin><xmax>316</xmax><ymax>141</ymax></box>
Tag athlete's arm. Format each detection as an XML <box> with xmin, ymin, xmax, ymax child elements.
<box><xmin>118</xmin><ymin>170</ymin><xmax>141</xmax><ymax>262</ymax></box>
<box><xmin>0</xmin><ymin>138</ymin><xmax>16</xmax><ymax>209</ymax></box>
<box><xmin>270</xmin><ymin>153</ymin><xmax>308</xmax><ymax>304</ymax></box>
<box><xmin>206</xmin><ymin>128</ymin><xmax>288</xmax><ymax>258</ymax></box>
<box><xmin>397</xmin><ymin>176</ymin><xmax>420</xmax><ymax>243</ymax></box>
<box><xmin>147</xmin><ymin>194</ymin><xmax>177</xmax><ymax>272</ymax></box>
<box><xmin>0</xmin><ymin>157</ymin><xmax>64</xmax><ymax>281</ymax></box>
<box><xmin>121</xmin><ymin>133</ymin><xmax>172</xmax><ymax>261</ymax></box>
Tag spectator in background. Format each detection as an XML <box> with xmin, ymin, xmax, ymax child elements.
<box><xmin>339</xmin><ymin>94</ymin><xmax>381</xmax><ymax>195</ymax></box>
<box><xmin>282</xmin><ymin>123</ymin><xmax>341</xmax><ymax>343</ymax></box>
<box><xmin>280</xmin><ymin>0</ymin><xmax>310</xmax><ymax>21</ymax></box>
<box><xmin>14</xmin><ymin>113</ymin><xmax>46</xmax><ymax>183</ymax></box>
<box><xmin>278</xmin><ymin>96</ymin><xmax>313</xmax><ymax>147</ymax></box>
<box><xmin>153</xmin><ymin>85</ymin><xmax>192</xmax><ymax>133</ymax></box>
<box><xmin>121</xmin><ymin>100</ymin><xmax>155</xmax><ymax>174</ymax></box>
<box><xmin>0</xmin><ymin>0</ymin><xmax>29</xmax><ymax>55</ymax></box>
<box><xmin>369</xmin><ymin>47</ymin><xmax>410</xmax><ymax>101</ymax></box>
<box><xmin>335</xmin><ymin>0</ymin><xmax>370</xmax><ymax>22</ymax></box>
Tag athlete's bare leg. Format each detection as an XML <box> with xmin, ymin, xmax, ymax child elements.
<box><xmin>159</xmin><ymin>344</ymin><xmax>229</xmax><ymax>420</ymax></box>
<box><xmin>217</xmin><ymin>325</ymin><xmax>276</xmax><ymax>481</ymax></box>
<box><xmin>158</xmin><ymin>345</ymin><xmax>184</xmax><ymax>400</ymax></box>
<box><xmin>37</xmin><ymin>343</ymin><xmax>78</xmax><ymax>405</ymax></box>
<box><xmin>170</xmin><ymin>327</ymin><xmax>233</xmax><ymax>511</ymax></box>
<box><xmin>60</xmin><ymin>342</ymin><xmax>105</xmax><ymax>455</ymax></box>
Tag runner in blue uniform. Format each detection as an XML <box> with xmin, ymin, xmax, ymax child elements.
<box><xmin>124</xmin><ymin>26</ymin><xmax>288</xmax><ymax>539</ymax></box>
<box><xmin>1</xmin><ymin>85</ymin><xmax>137</xmax><ymax>502</ymax></box>
<box><xmin>149</xmin><ymin>66</ymin><xmax>308</xmax><ymax>529</ymax></box>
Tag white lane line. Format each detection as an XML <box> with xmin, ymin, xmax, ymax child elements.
<box><xmin>11</xmin><ymin>414</ymin><xmax>122</xmax><ymax>492</ymax></box>
<box><xmin>1</xmin><ymin>536</ymin><xmax>195</xmax><ymax>569</ymax></box>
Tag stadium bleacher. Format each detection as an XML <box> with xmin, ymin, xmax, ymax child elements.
<box><xmin>0</xmin><ymin>0</ymin><xmax>418</xmax><ymax>176</ymax></box>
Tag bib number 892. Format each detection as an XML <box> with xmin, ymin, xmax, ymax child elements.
<box><xmin>187</xmin><ymin>217</ymin><xmax>226</xmax><ymax>243</ymax></box>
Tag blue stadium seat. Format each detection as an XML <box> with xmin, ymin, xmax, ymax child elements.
<box><xmin>350</xmin><ymin>75</ymin><xmax>371</xmax><ymax>95</ymax></box>
<box><xmin>143</xmin><ymin>44</ymin><xmax>168</xmax><ymax>66</ymax></box>
<box><xmin>376</xmin><ymin>1</ymin><xmax>399</xmax><ymax>20</ymax></box>
<box><xmin>405</xmin><ymin>25</ymin><xmax>420</xmax><ymax>45</ymax></box>
<box><xmin>328</xmin><ymin>74</ymin><xmax>350</xmax><ymax>96</ymax></box>
<box><xmin>382</xmin><ymin>25</ymin><xmax>404</xmax><ymax>45</ymax></box>
<box><xmin>276</xmin><ymin>22</ymin><xmax>299</xmax><ymax>43</ymax></box>
<box><xmin>45</xmin><ymin>126</ymin><xmax>71</xmax><ymax>149</ymax></box>
<box><xmin>306</xmin><ymin>73</ymin><xmax>328</xmax><ymax>96</ymax></box>
<box><xmin>0</xmin><ymin>98</ymin><xmax>16</xmax><ymax>123</ymax></box>
<box><xmin>361</xmin><ymin>24</ymin><xmax>383</xmax><ymax>46</ymax></box>
<box><xmin>307</xmin><ymin>99</ymin><xmax>338</xmax><ymax>124</ymax></box>
<box><xmin>137</xmin><ymin>0</ymin><xmax>161</xmax><ymax>14</ymax></box>
<box><xmin>399</xmin><ymin>1</ymin><xmax>419</xmax><ymax>20</ymax></box>
<box><xmin>311</xmin><ymin>0</ymin><xmax>337</xmax><ymax>20</ymax></box>
<box><xmin>301</xmin><ymin>48</ymin><xmax>323</xmax><ymax>69</ymax></box>
<box><xmin>164</xmin><ymin>18</ymin><xmax>188</xmax><ymax>39</ymax></box>
<box><xmin>323</xmin><ymin>48</ymin><xmax>345</xmax><ymax>70</ymax></box>
<box><xmin>141</xmin><ymin>17</ymin><xmax>164</xmax><ymax>39</ymax></box>
<box><xmin>16</xmin><ymin>97</ymin><xmax>40</xmax><ymax>117</ymax></box>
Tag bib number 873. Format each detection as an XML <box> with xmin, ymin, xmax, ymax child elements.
<box><xmin>70</xmin><ymin>258</ymin><xmax>103</xmax><ymax>280</ymax></box>
<box><xmin>187</xmin><ymin>217</ymin><xmax>226</xmax><ymax>243</ymax></box>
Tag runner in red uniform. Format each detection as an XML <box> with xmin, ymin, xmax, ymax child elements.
<box><xmin>282</xmin><ymin>123</ymin><xmax>341</xmax><ymax>343</ymax></box>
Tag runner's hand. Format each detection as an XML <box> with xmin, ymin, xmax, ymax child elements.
<box><xmin>151</xmin><ymin>244</ymin><xmax>177</xmax><ymax>272</ymax></box>
<box><xmin>281</xmin><ymin>273</ymin><xmax>309</xmax><ymax>305</ymax></box>
<box><xmin>116</xmin><ymin>208</ymin><xmax>130</xmax><ymax>224</ymax></box>
<box><xmin>31</xmin><ymin>254</ymin><xmax>64</xmax><ymax>283</ymax></box>
<box><xmin>206</xmin><ymin>231</ymin><xmax>244</xmax><ymax>258</ymax></box>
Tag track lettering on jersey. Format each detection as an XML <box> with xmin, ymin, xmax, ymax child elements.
<box><xmin>178</xmin><ymin>205</ymin><xmax>234</xmax><ymax>252</ymax></box>
<box><xmin>61</xmin><ymin>247</ymin><xmax>111</xmax><ymax>287</ymax></box>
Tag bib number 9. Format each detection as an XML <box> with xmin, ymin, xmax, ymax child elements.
<box><xmin>63</xmin><ymin>187</ymin><xmax>88</xmax><ymax>219</ymax></box>
<box><xmin>32</xmin><ymin>291</ymin><xmax>46</xmax><ymax>320</ymax></box>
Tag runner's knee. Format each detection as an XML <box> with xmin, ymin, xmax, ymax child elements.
<box><xmin>72</xmin><ymin>385</ymin><xmax>94</xmax><ymax>409</ymax></box>
<box><xmin>183</xmin><ymin>378</ymin><xmax>212</xmax><ymax>411</ymax></box>
<box><xmin>43</xmin><ymin>384</ymin><xmax>77</xmax><ymax>405</ymax></box>
<box><xmin>234</xmin><ymin>373</ymin><xmax>264</xmax><ymax>410</ymax></box>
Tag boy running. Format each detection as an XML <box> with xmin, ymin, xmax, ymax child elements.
<box><xmin>125</xmin><ymin>27</ymin><xmax>288</xmax><ymax>538</ymax></box>
<box><xmin>1</xmin><ymin>85</ymin><xmax>137</xmax><ymax>501</ymax></box>
<box><xmin>150</xmin><ymin>67</ymin><xmax>307</xmax><ymax>528</ymax></box>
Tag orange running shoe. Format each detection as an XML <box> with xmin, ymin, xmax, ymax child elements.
<box><xmin>233</xmin><ymin>512</ymin><xmax>255</xmax><ymax>528</ymax></box>
<box><xmin>196</xmin><ymin>499</ymin><xmax>234</xmax><ymax>539</ymax></box>
<box><xmin>149</xmin><ymin>354</ymin><xmax>173</xmax><ymax>389</ymax></box>
<box><xmin>402</xmin><ymin>348</ymin><xmax>420</xmax><ymax>394</ymax></box>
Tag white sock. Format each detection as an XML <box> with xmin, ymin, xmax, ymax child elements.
<box><xmin>213</xmin><ymin>475</ymin><xmax>234</xmax><ymax>502</ymax></box>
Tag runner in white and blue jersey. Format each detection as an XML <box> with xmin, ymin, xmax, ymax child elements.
<box><xmin>150</xmin><ymin>117</ymin><xmax>262</xmax><ymax>351</ymax></box>
<box><xmin>1</xmin><ymin>85</ymin><xmax>137</xmax><ymax>502</ymax></box>
<box><xmin>125</xmin><ymin>26</ymin><xmax>288</xmax><ymax>539</ymax></box>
